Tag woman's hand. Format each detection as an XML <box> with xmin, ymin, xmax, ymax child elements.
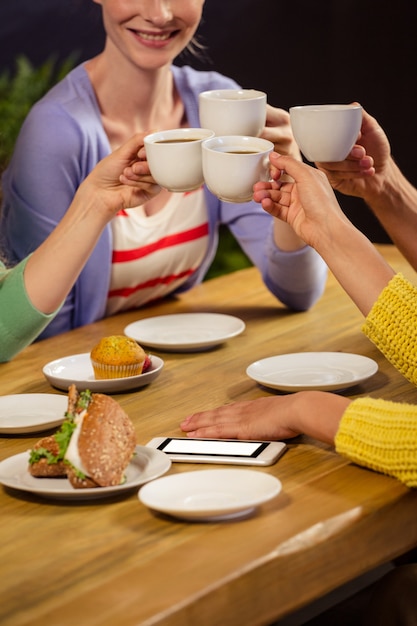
<box><xmin>254</xmin><ymin>152</ymin><xmax>395</xmax><ymax>316</ymax></box>
<box><xmin>315</xmin><ymin>107</ymin><xmax>392</xmax><ymax>202</ymax></box>
<box><xmin>261</xmin><ymin>104</ymin><xmax>301</xmax><ymax>159</ymax></box>
<box><xmin>181</xmin><ymin>395</ymin><xmax>305</xmax><ymax>441</ymax></box>
<box><xmin>253</xmin><ymin>153</ymin><xmax>350</xmax><ymax>251</ymax></box>
<box><xmin>180</xmin><ymin>391</ymin><xmax>349</xmax><ymax>445</ymax></box>
<box><xmin>81</xmin><ymin>132</ymin><xmax>160</xmax><ymax>218</ymax></box>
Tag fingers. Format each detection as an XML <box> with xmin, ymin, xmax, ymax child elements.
<box><xmin>181</xmin><ymin>405</ymin><xmax>236</xmax><ymax>430</ymax></box>
<box><xmin>253</xmin><ymin>175</ymin><xmax>293</xmax><ymax>213</ymax></box>
<box><xmin>181</xmin><ymin>422</ymin><xmax>243</xmax><ymax>439</ymax></box>
<box><xmin>119</xmin><ymin>172</ymin><xmax>159</xmax><ymax>190</ymax></box>
<box><xmin>316</xmin><ymin>146</ymin><xmax>374</xmax><ymax>171</ymax></box>
<box><xmin>180</xmin><ymin>396</ymin><xmax>300</xmax><ymax>442</ymax></box>
<box><xmin>269</xmin><ymin>152</ymin><xmax>315</xmax><ymax>182</ymax></box>
<box><xmin>122</xmin><ymin>160</ymin><xmax>152</xmax><ymax>179</ymax></box>
<box><xmin>316</xmin><ymin>156</ymin><xmax>375</xmax><ymax>181</ymax></box>
<box><xmin>180</xmin><ymin>403</ymin><xmax>249</xmax><ymax>437</ymax></box>
<box><xmin>253</xmin><ymin>186</ymin><xmax>291</xmax><ymax>211</ymax></box>
<box><xmin>261</xmin><ymin>106</ymin><xmax>302</xmax><ymax>158</ymax></box>
<box><xmin>114</xmin><ymin>132</ymin><xmax>147</xmax><ymax>162</ymax></box>
<box><xmin>264</xmin><ymin>103</ymin><xmax>291</xmax><ymax>126</ymax></box>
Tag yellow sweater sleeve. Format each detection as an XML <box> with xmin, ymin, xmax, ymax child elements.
<box><xmin>362</xmin><ymin>273</ymin><xmax>417</xmax><ymax>385</ymax></box>
<box><xmin>335</xmin><ymin>273</ymin><xmax>417</xmax><ymax>487</ymax></box>
<box><xmin>335</xmin><ymin>397</ymin><xmax>417</xmax><ymax>487</ymax></box>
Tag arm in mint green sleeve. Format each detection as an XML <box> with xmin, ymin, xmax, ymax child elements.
<box><xmin>0</xmin><ymin>258</ymin><xmax>59</xmax><ymax>362</ymax></box>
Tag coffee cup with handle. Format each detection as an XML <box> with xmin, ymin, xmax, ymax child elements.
<box><xmin>202</xmin><ymin>135</ymin><xmax>273</xmax><ymax>203</ymax></box>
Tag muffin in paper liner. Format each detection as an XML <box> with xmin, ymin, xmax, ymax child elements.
<box><xmin>90</xmin><ymin>335</ymin><xmax>147</xmax><ymax>380</ymax></box>
<box><xmin>91</xmin><ymin>360</ymin><xmax>145</xmax><ymax>380</ymax></box>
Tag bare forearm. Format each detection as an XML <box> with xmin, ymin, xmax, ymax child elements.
<box><xmin>24</xmin><ymin>188</ymin><xmax>109</xmax><ymax>314</ymax></box>
<box><xmin>273</xmin><ymin>219</ymin><xmax>306</xmax><ymax>251</ymax></box>
<box><xmin>364</xmin><ymin>159</ymin><xmax>417</xmax><ymax>270</ymax></box>
<box><xmin>313</xmin><ymin>215</ymin><xmax>395</xmax><ymax>316</ymax></box>
<box><xmin>23</xmin><ymin>132</ymin><xmax>158</xmax><ymax>315</ymax></box>
<box><xmin>295</xmin><ymin>391</ymin><xmax>351</xmax><ymax>445</ymax></box>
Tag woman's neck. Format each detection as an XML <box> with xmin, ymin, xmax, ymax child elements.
<box><xmin>85</xmin><ymin>47</ymin><xmax>185</xmax><ymax>149</ymax></box>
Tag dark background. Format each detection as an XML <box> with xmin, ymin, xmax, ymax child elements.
<box><xmin>1</xmin><ymin>0</ymin><xmax>417</xmax><ymax>242</ymax></box>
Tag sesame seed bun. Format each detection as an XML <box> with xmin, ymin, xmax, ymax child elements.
<box><xmin>67</xmin><ymin>392</ymin><xmax>137</xmax><ymax>488</ymax></box>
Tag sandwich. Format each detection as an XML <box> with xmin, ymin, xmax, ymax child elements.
<box><xmin>29</xmin><ymin>434</ymin><xmax>68</xmax><ymax>477</ymax></box>
<box><xmin>29</xmin><ymin>384</ymin><xmax>137</xmax><ymax>488</ymax></box>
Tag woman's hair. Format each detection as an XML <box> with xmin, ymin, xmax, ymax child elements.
<box><xmin>185</xmin><ymin>35</ymin><xmax>206</xmax><ymax>59</ymax></box>
<box><xmin>178</xmin><ymin>33</ymin><xmax>211</xmax><ymax>65</ymax></box>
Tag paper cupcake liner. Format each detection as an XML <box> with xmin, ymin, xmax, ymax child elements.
<box><xmin>91</xmin><ymin>360</ymin><xmax>144</xmax><ymax>380</ymax></box>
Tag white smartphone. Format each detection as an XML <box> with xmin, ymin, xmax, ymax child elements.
<box><xmin>146</xmin><ymin>437</ymin><xmax>286</xmax><ymax>466</ymax></box>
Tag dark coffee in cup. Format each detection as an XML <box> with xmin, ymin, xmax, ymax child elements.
<box><xmin>144</xmin><ymin>128</ymin><xmax>214</xmax><ymax>192</ymax></box>
<box><xmin>155</xmin><ymin>138</ymin><xmax>200</xmax><ymax>144</ymax></box>
<box><xmin>224</xmin><ymin>150</ymin><xmax>260</xmax><ymax>154</ymax></box>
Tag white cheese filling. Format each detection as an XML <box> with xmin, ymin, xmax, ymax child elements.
<box><xmin>64</xmin><ymin>409</ymin><xmax>89</xmax><ymax>476</ymax></box>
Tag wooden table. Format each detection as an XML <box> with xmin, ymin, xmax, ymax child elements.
<box><xmin>1</xmin><ymin>245</ymin><xmax>417</xmax><ymax>626</ymax></box>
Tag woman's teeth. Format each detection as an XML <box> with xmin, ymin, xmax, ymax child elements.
<box><xmin>139</xmin><ymin>32</ymin><xmax>172</xmax><ymax>41</ymax></box>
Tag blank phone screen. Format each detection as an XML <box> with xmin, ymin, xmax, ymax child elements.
<box><xmin>157</xmin><ymin>438</ymin><xmax>269</xmax><ymax>458</ymax></box>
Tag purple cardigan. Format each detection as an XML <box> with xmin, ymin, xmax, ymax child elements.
<box><xmin>0</xmin><ymin>63</ymin><xmax>327</xmax><ymax>339</ymax></box>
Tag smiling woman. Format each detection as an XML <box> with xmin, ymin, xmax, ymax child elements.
<box><xmin>0</xmin><ymin>0</ymin><xmax>328</xmax><ymax>342</ymax></box>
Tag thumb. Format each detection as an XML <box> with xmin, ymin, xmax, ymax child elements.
<box><xmin>270</xmin><ymin>152</ymin><xmax>311</xmax><ymax>181</ymax></box>
<box><xmin>113</xmin><ymin>132</ymin><xmax>148</xmax><ymax>164</ymax></box>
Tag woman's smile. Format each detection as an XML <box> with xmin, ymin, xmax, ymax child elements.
<box><xmin>128</xmin><ymin>27</ymin><xmax>180</xmax><ymax>48</ymax></box>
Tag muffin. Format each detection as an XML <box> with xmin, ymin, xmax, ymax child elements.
<box><xmin>90</xmin><ymin>335</ymin><xmax>148</xmax><ymax>379</ymax></box>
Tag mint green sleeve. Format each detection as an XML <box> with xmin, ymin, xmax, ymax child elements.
<box><xmin>0</xmin><ymin>258</ymin><xmax>59</xmax><ymax>362</ymax></box>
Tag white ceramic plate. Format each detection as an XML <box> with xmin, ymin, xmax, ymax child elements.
<box><xmin>124</xmin><ymin>313</ymin><xmax>245</xmax><ymax>352</ymax></box>
<box><xmin>0</xmin><ymin>394</ymin><xmax>68</xmax><ymax>435</ymax></box>
<box><xmin>138</xmin><ymin>469</ymin><xmax>281</xmax><ymax>521</ymax></box>
<box><xmin>246</xmin><ymin>352</ymin><xmax>378</xmax><ymax>392</ymax></box>
<box><xmin>43</xmin><ymin>353</ymin><xmax>164</xmax><ymax>393</ymax></box>
<box><xmin>0</xmin><ymin>446</ymin><xmax>171</xmax><ymax>501</ymax></box>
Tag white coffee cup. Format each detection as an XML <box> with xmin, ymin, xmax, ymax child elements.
<box><xmin>289</xmin><ymin>104</ymin><xmax>362</xmax><ymax>162</ymax></box>
<box><xmin>202</xmin><ymin>136</ymin><xmax>274</xmax><ymax>203</ymax></box>
<box><xmin>199</xmin><ymin>89</ymin><xmax>267</xmax><ymax>137</ymax></box>
<box><xmin>144</xmin><ymin>128</ymin><xmax>215</xmax><ymax>192</ymax></box>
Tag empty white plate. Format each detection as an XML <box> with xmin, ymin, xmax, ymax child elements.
<box><xmin>124</xmin><ymin>313</ymin><xmax>245</xmax><ymax>351</ymax></box>
<box><xmin>138</xmin><ymin>468</ymin><xmax>282</xmax><ymax>521</ymax></box>
<box><xmin>246</xmin><ymin>352</ymin><xmax>378</xmax><ymax>392</ymax></box>
<box><xmin>0</xmin><ymin>393</ymin><xmax>68</xmax><ymax>434</ymax></box>
<box><xmin>0</xmin><ymin>446</ymin><xmax>171</xmax><ymax>501</ymax></box>
<box><xmin>43</xmin><ymin>353</ymin><xmax>164</xmax><ymax>393</ymax></box>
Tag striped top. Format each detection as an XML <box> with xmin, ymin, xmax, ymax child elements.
<box><xmin>106</xmin><ymin>187</ymin><xmax>209</xmax><ymax>315</ymax></box>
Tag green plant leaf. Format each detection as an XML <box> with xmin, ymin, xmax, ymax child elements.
<box><xmin>0</xmin><ymin>54</ymin><xmax>76</xmax><ymax>173</ymax></box>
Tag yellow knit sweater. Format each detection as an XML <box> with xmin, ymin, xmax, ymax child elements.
<box><xmin>335</xmin><ymin>273</ymin><xmax>417</xmax><ymax>487</ymax></box>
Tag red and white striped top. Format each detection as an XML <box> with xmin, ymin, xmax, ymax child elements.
<box><xmin>106</xmin><ymin>188</ymin><xmax>209</xmax><ymax>315</ymax></box>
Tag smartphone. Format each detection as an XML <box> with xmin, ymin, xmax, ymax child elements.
<box><xmin>146</xmin><ymin>437</ymin><xmax>286</xmax><ymax>466</ymax></box>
